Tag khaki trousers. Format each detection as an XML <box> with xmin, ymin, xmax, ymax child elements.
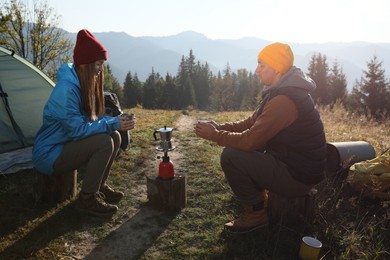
<box><xmin>53</xmin><ymin>131</ymin><xmax>121</xmax><ymax>193</ymax></box>
<box><xmin>221</xmin><ymin>147</ymin><xmax>312</xmax><ymax>205</ymax></box>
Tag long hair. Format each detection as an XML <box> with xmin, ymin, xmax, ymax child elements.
<box><xmin>75</xmin><ymin>63</ymin><xmax>104</xmax><ymax>121</ymax></box>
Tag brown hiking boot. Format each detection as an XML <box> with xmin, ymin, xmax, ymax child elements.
<box><xmin>100</xmin><ymin>184</ymin><xmax>124</xmax><ymax>203</ymax></box>
<box><xmin>224</xmin><ymin>204</ymin><xmax>269</xmax><ymax>234</ymax></box>
<box><xmin>76</xmin><ymin>192</ymin><xmax>118</xmax><ymax>217</ymax></box>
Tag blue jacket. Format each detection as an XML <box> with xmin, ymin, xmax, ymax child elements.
<box><xmin>32</xmin><ymin>63</ymin><xmax>120</xmax><ymax>175</ymax></box>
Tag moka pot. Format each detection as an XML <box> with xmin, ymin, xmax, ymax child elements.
<box><xmin>153</xmin><ymin>126</ymin><xmax>174</xmax><ymax>151</ymax></box>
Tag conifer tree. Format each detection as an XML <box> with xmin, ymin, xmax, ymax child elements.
<box><xmin>350</xmin><ymin>56</ymin><xmax>389</xmax><ymax>119</ymax></box>
<box><xmin>328</xmin><ymin>60</ymin><xmax>348</xmax><ymax>104</ymax></box>
<box><xmin>143</xmin><ymin>69</ymin><xmax>161</xmax><ymax>109</ymax></box>
<box><xmin>193</xmin><ymin>61</ymin><xmax>211</xmax><ymax>109</ymax></box>
<box><xmin>104</xmin><ymin>64</ymin><xmax>123</xmax><ymax>103</ymax></box>
<box><xmin>123</xmin><ymin>72</ymin><xmax>142</xmax><ymax>108</ymax></box>
<box><xmin>308</xmin><ymin>53</ymin><xmax>329</xmax><ymax>104</ymax></box>
<box><xmin>159</xmin><ymin>73</ymin><xmax>177</xmax><ymax>109</ymax></box>
<box><xmin>239</xmin><ymin>70</ymin><xmax>262</xmax><ymax>110</ymax></box>
<box><xmin>132</xmin><ymin>73</ymin><xmax>143</xmax><ymax>107</ymax></box>
<box><xmin>176</xmin><ymin>54</ymin><xmax>197</xmax><ymax>108</ymax></box>
<box><xmin>210</xmin><ymin>72</ymin><xmax>224</xmax><ymax>111</ymax></box>
<box><xmin>123</xmin><ymin>72</ymin><xmax>133</xmax><ymax>108</ymax></box>
<box><xmin>346</xmin><ymin>84</ymin><xmax>366</xmax><ymax>115</ymax></box>
<box><xmin>210</xmin><ymin>64</ymin><xmax>235</xmax><ymax>111</ymax></box>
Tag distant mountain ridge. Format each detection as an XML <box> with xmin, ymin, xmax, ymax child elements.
<box><xmin>67</xmin><ymin>31</ymin><xmax>390</xmax><ymax>91</ymax></box>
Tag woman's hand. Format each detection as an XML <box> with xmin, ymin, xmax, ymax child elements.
<box><xmin>119</xmin><ymin>115</ymin><xmax>136</xmax><ymax>131</ymax></box>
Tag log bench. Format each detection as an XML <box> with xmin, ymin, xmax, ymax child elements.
<box><xmin>32</xmin><ymin>168</ymin><xmax>78</xmax><ymax>204</ymax></box>
<box><xmin>268</xmin><ymin>188</ymin><xmax>317</xmax><ymax>224</ymax></box>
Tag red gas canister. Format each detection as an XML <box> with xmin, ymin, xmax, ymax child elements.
<box><xmin>158</xmin><ymin>155</ymin><xmax>174</xmax><ymax>179</ymax></box>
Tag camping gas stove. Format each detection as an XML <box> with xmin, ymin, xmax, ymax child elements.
<box><xmin>153</xmin><ymin>126</ymin><xmax>175</xmax><ymax>179</ymax></box>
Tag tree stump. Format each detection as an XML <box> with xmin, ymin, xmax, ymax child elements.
<box><xmin>32</xmin><ymin>168</ymin><xmax>78</xmax><ymax>204</ymax></box>
<box><xmin>146</xmin><ymin>174</ymin><xmax>186</xmax><ymax>212</ymax></box>
<box><xmin>268</xmin><ymin>188</ymin><xmax>317</xmax><ymax>224</ymax></box>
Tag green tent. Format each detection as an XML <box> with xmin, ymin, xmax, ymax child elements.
<box><xmin>0</xmin><ymin>46</ymin><xmax>54</xmax><ymax>174</ymax></box>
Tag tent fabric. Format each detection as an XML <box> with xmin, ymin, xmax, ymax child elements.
<box><xmin>0</xmin><ymin>46</ymin><xmax>54</xmax><ymax>174</ymax></box>
<box><xmin>0</xmin><ymin>147</ymin><xmax>33</xmax><ymax>174</ymax></box>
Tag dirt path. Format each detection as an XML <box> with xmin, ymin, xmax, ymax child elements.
<box><xmin>161</xmin><ymin>113</ymin><xmax>197</xmax><ymax>168</ymax></box>
<box><xmin>78</xmin><ymin>115</ymin><xmax>196</xmax><ymax>259</ymax></box>
<box><xmin>174</xmin><ymin>113</ymin><xmax>197</xmax><ymax>132</ymax></box>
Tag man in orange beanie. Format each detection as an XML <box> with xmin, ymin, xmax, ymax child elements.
<box><xmin>194</xmin><ymin>42</ymin><xmax>326</xmax><ymax>233</ymax></box>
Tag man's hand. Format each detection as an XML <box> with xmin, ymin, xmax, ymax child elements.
<box><xmin>194</xmin><ymin>121</ymin><xmax>217</xmax><ymax>141</ymax></box>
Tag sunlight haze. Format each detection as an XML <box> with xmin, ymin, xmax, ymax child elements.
<box><xmin>48</xmin><ymin>0</ymin><xmax>390</xmax><ymax>43</ymax></box>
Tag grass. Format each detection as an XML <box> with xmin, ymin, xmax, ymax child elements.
<box><xmin>0</xmin><ymin>105</ymin><xmax>389</xmax><ymax>259</ymax></box>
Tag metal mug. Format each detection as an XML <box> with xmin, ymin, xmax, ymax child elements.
<box><xmin>121</xmin><ymin>112</ymin><xmax>134</xmax><ymax>121</ymax></box>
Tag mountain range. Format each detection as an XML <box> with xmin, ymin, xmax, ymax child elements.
<box><xmin>67</xmin><ymin>31</ymin><xmax>390</xmax><ymax>91</ymax></box>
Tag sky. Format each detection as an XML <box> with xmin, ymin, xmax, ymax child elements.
<box><xmin>45</xmin><ymin>0</ymin><xmax>390</xmax><ymax>43</ymax></box>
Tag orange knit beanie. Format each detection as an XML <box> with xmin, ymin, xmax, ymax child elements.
<box><xmin>258</xmin><ymin>42</ymin><xmax>294</xmax><ymax>74</ymax></box>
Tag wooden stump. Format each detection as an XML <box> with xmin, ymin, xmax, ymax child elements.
<box><xmin>146</xmin><ymin>174</ymin><xmax>186</xmax><ymax>212</ymax></box>
<box><xmin>268</xmin><ymin>188</ymin><xmax>317</xmax><ymax>224</ymax></box>
<box><xmin>32</xmin><ymin>168</ymin><xmax>78</xmax><ymax>204</ymax></box>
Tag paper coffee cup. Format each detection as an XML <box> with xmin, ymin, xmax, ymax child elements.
<box><xmin>299</xmin><ymin>236</ymin><xmax>322</xmax><ymax>260</ymax></box>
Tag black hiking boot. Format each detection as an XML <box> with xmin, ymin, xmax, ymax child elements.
<box><xmin>100</xmin><ymin>184</ymin><xmax>124</xmax><ymax>204</ymax></box>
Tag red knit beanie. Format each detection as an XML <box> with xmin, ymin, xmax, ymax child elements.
<box><xmin>73</xmin><ymin>29</ymin><xmax>108</xmax><ymax>65</ymax></box>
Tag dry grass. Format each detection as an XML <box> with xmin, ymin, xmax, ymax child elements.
<box><xmin>0</xmin><ymin>105</ymin><xmax>389</xmax><ymax>259</ymax></box>
<box><xmin>320</xmin><ymin>102</ymin><xmax>390</xmax><ymax>153</ymax></box>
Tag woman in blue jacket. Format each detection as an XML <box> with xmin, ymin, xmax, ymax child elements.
<box><xmin>32</xmin><ymin>29</ymin><xmax>135</xmax><ymax>217</ymax></box>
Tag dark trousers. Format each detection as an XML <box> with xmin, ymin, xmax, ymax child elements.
<box><xmin>53</xmin><ymin>131</ymin><xmax>121</xmax><ymax>193</ymax></box>
<box><xmin>221</xmin><ymin>147</ymin><xmax>312</xmax><ymax>205</ymax></box>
